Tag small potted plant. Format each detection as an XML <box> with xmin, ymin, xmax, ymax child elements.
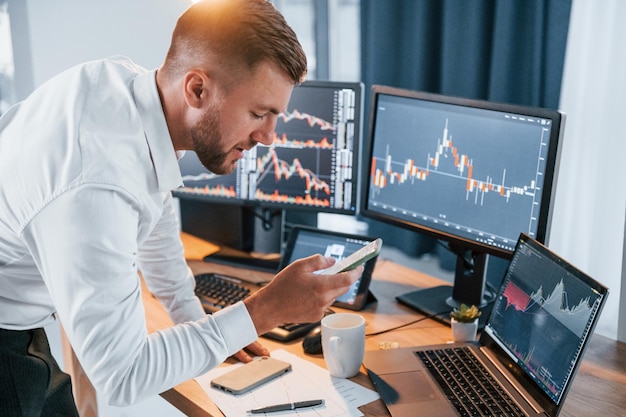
<box><xmin>450</xmin><ymin>304</ymin><xmax>481</xmax><ymax>342</ymax></box>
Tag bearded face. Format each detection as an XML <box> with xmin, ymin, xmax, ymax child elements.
<box><xmin>183</xmin><ymin>62</ymin><xmax>295</xmax><ymax>175</ymax></box>
<box><xmin>189</xmin><ymin>102</ymin><xmax>238</xmax><ymax>175</ymax></box>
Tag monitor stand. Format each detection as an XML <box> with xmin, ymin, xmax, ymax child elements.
<box><xmin>396</xmin><ymin>246</ymin><xmax>495</xmax><ymax>328</ymax></box>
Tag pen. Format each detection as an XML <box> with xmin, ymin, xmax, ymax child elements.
<box><xmin>248</xmin><ymin>399</ymin><xmax>324</xmax><ymax>414</ymax></box>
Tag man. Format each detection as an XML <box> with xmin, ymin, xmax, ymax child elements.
<box><xmin>0</xmin><ymin>0</ymin><xmax>361</xmax><ymax>415</ymax></box>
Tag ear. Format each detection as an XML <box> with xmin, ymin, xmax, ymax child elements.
<box><xmin>183</xmin><ymin>69</ymin><xmax>212</xmax><ymax>110</ymax></box>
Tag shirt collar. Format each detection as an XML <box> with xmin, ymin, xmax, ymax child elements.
<box><xmin>132</xmin><ymin>70</ymin><xmax>183</xmax><ymax>193</ymax></box>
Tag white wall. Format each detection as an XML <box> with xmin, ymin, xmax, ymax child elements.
<box><xmin>15</xmin><ymin>0</ymin><xmax>188</xmax><ymax>90</ymax></box>
<box><xmin>551</xmin><ymin>0</ymin><xmax>626</xmax><ymax>341</ymax></box>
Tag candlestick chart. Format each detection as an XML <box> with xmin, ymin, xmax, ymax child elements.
<box><xmin>367</xmin><ymin>107</ymin><xmax>553</xmax><ymax>250</ymax></box>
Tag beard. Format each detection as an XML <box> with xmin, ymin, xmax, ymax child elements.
<box><xmin>189</xmin><ymin>104</ymin><xmax>237</xmax><ymax>175</ymax></box>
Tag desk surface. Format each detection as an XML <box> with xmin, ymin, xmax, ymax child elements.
<box><xmin>145</xmin><ymin>234</ymin><xmax>626</xmax><ymax>417</ymax></box>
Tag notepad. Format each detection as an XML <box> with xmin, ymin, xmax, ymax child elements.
<box><xmin>195</xmin><ymin>349</ymin><xmax>379</xmax><ymax>417</ymax></box>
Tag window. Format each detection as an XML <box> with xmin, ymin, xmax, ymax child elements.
<box><xmin>273</xmin><ymin>0</ymin><xmax>360</xmax><ymax>82</ymax></box>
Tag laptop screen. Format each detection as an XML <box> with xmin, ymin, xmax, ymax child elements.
<box><xmin>484</xmin><ymin>234</ymin><xmax>607</xmax><ymax>405</ymax></box>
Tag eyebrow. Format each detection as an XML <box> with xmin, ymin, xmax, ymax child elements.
<box><xmin>265</xmin><ymin>106</ymin><xmax>284</xmax><ymax>115</ymax></box>
<box><xmin>256</xmin><ymin>101</ymin><xmax>287</xmax><ymax>115</ymax></box>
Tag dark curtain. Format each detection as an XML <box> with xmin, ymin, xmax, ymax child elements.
<box><xmin>359</xmin><ymin>0</ymin><xmax>572</xmax><ymax>272</ymax></box>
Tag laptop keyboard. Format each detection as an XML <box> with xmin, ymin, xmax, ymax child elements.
<box><xmin>194</xmin><ymin>272</ymin><xmax>317</xmax><ymax>341</ymax></box>
<box><xmin>416</xmin><ymin>347</ymin><xmax>526</xmax><ymax>417</ymax></box>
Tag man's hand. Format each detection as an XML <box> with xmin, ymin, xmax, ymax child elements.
<box><xmin>243</xmin><ymin>254</ymin><xmax>362</xmax><ymax>336</ymax></box>
<box><xmin>231</xmin><ymin>340</ymin><xmax>270</xmax><ymax>363</ymax></box>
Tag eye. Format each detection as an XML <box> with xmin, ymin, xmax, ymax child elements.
<box><xmin>252</xmin><ymin>112</ymin><xmax>268</xmax><ymax>120</ymax></box>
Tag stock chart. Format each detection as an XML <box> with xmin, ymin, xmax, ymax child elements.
<box><xmin>367</xmin><ymin>102</ymin><xmax>554</xmax><ymax>250</ymax></box>
<box><xmin>177</xmin><ymin>85</ymin><xmax>358</xmax><ymax>212</ymax></box>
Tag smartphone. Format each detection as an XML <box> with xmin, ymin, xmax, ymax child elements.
<box><xmin>210</xmin><ymin>357</ymin><xmax>292</xmax><ymax>395</ymax></box>
<box><xmin>315</xmin><ymin>237</ymin><xmax>383</xmax><ymax>275</ymax></box>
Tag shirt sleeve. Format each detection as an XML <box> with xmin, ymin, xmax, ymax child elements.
<box><xmin>21</xmin><ymin>185</ymin><xmax>258</xmax><ymax>405</ymax></box>
<box><xmin>136</xmin><ymin>191</ymin><xmax>205</xmax><ymax>324</ymax></box>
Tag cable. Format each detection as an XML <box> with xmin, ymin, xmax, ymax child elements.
<box><xmin>365</xmin><ymin>310</ymin><xmax>449</xmax><ymax>337</ymax></box>
<box><xmin>252</xmin><ymin>208</ymin><xmax>282</xmax><ymax>231</ymax></box>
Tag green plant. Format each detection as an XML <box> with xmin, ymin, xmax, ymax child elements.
<box><xmin>450</xmin><ymin>304</ymin><xmax>481</xmax><ymax>323</ymax></box>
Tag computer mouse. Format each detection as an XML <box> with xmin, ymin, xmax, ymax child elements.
<box><xmin>302</xmin><ymin>325</ymin><xmax>323</xmax><ymax>355</ymax></box>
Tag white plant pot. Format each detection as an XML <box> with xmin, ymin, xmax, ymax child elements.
<box><xmin>451</xmin><ymin>318</ymin><xmax>478</xmax><ymax>342</ymax></box>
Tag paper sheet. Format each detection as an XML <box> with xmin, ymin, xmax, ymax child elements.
<box><xmin>194</xmin><ymin>349</ymin><xmax>379</xmax><ymax>416</ymax></box>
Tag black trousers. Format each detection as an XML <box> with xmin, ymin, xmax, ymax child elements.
<box><xmin>0</xmin><ymin>327</ymin><xmax>80</xmax><ymax>417</ymax></box>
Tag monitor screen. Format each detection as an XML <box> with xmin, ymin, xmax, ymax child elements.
<box><xmin>360</xmin><ymin>85</ymin><xmax>564</xmax><ymax>325</ymax></box>
<box><xmin>174</xmin><ymin>80</ymin><xmax>363</xmax><ymax>215</ymax></box>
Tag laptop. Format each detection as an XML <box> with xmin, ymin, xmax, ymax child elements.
<box><xmin>363</xmin><ymin>233</ymin><xmax>608</xmax><ymax>417</ymax></box>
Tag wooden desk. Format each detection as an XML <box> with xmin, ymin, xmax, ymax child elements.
<box><xmin>146</xmin><ymin>244</ymin><xmax>626</xmax><ymax>417</ymax></box>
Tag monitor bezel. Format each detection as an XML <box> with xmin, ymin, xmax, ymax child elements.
<box><xmin>360</xmin><ymin>85</ymin><xmax>565</xmax><ymax>260</ymax></box>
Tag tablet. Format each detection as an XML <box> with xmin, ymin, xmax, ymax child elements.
<box><xmin>280</xmin><ymin>226</ymin><xmax>379</xmax><ymax>310</ymax></box>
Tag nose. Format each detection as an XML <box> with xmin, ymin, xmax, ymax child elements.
<box><xmin>252</xmin><ymin>117</ymin><xmax>277</xmax><ymax>146</ymax></box>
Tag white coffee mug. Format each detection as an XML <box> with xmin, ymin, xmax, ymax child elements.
<box><xmin>321</xmin><ymin>313</ymin><xmax>366</xmax><ymax>378</ymax></box>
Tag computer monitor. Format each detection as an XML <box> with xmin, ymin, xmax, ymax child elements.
<box><xmin>174</xmin><ymin>80</ymin><xmax>364</xmax><ymax>266</ymax></box>
<box><xmin>360</xmin><ymin>85</ymin><xmax>565</xmax><ymax>326</ymax></box>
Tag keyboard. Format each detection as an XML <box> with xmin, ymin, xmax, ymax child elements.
<box><xmin>416</xmin><ymin>347</ymin><xmax>525</xmax><ymax>417</ymax></box>
<box><xmin>194</xmin><ymin>272</ymin><xmax>254</xmax><ymax>312</ymax></box>
<box><xmin>194</xmin><ymin>272</ymin><xmax>319</xmax><ymax>342</ymax></box>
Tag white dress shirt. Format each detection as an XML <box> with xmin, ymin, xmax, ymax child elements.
<box><xmin>0</xmin><ymin>57</ymin><xmax>257</xmax><ymax>405</ymax></box>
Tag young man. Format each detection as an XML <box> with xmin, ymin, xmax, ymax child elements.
<box><xmin>0</xmin><ymin>0</ymin><xmax>361</xmax><ymax>414</ymax></box>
